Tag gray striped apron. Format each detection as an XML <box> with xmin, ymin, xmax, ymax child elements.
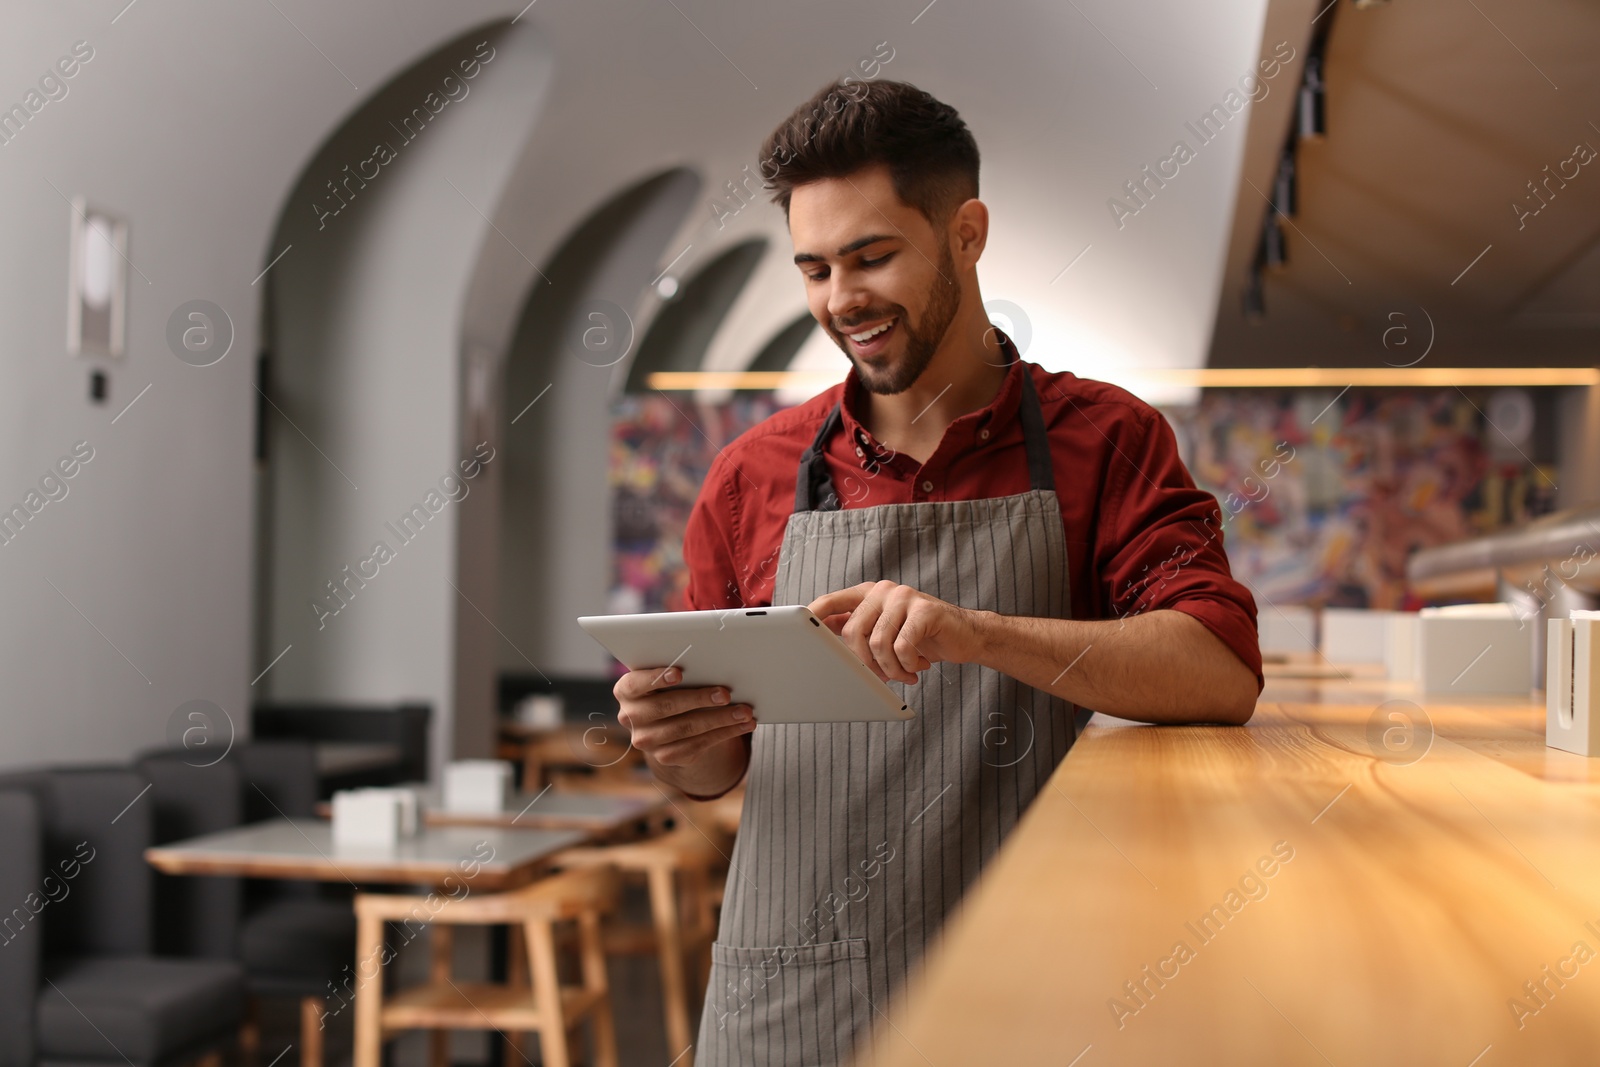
<box><xmin>696</xmin><ymin>368</ymin><xmax>1089</xmax><ymax>1066</ymax></box>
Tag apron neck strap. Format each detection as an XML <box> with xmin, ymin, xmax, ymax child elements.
<box><xmin>794</xmin><ymin>364</ymin><xmax>1056</xmax><ymax>514</ymax></box>
<box><xmin>795</xmin><ymin>402</ymin><xmax>846</xmax><ymax>513</ymax></box>
<box><xmin>1017</xmin><ymin>366</ymin><xmax>1057</xmax><ymax>496</ymax></box>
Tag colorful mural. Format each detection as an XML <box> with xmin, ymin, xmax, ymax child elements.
<box><xmin>1168</xmin><ymin>388</ymin><xmax>1557</xmax><ymax>609</ymax></box>
<box><xmin>610</xmin><ymin>392</ymin><xmax>786</xmax><ymax>614</ymax></box>
<box><xmin>610</xmin><ymin>386</ymin><xmax>1559</xmax><ymax>614</ymax></box>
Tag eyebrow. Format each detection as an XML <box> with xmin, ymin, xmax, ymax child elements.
<box><xmin>793</xmin><ymin>234</ymin><xmax>897</xmax><ymax>265</ymax></box>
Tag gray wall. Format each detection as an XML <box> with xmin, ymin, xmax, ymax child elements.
<box><xmin>263</xmin><ymin>22</ymin><xmax>552</xmax><ymax>775</ymax></box>
<box><xmin>0</xmin><ymin>1</ymin><xmax>522</xmax><ymax>770</ymax></box>
<box><xmin>497</xmin><ymin>168</ymin><xmax>703</xmax><ymax>677</ymax></box>
<box><xmin>0</xmin><ymin>0</ymin><xmax>1271</xmax><ymax>772</ymax></box>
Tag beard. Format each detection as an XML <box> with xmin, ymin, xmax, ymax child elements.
<box><xmin>834</xmin><ymin>240</ymin><xmax>962</xmax><ymax>396</ymax></box>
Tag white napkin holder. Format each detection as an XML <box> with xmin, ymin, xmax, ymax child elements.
<box><xmin>1547</xmin><ymin>611</ymin><xmax>1600</xmax><ymax>756</ymax></box>
<box><xmin>331</xmin><ymin>786</ymin><xmax>420</xmax><ymax>845</ymax></box>
<box><xmin>515</xmin><ymin>693</ymin><xmax>565</xmax><ymax>729</ymax></box>
<box><xmin>1417</xmin><ymin>603</ymin><xmax>1531</xmax><ymax>694</ymax></box>
<box><xmin>1321</xmin><ymin>607</ymin><xmax>1391</xmax><ymax>665</ymax></box>
<box><xmin>443</xmin><ymin>759</ymin><xmax>513</xmax><ymax>814</ymax></box>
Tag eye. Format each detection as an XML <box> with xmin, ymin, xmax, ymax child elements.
<box><xmin>861</xmin><ymin>253</ymin><xmax>893</xmax><ymax>267</ymax></box>
<box><xmin>804</xmin><ymin>269</ymin><xmax>828</xmax><ymax>283</ymax></box>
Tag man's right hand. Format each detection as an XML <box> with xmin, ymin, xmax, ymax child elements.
<box><xmin>614</xmin><ymin>666</ymin><xmax>755</xmax><ymax>796</ymax></box>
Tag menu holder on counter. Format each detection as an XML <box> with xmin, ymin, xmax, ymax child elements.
<box><xmin>1547</xmin><ymin>610</ymin><xmax>1600</xmax><ymax>757</ymax></box>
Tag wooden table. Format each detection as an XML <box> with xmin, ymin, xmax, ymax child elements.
<box><xmin>854</xmin><ymin>676</ymin><xmax>1600</xmax><ymax>1066</ymax></box>
<box><xmin>310</xmin><ymin>786</ymin><xmax>671</xmax><ymax>837</ymax></box>
<box><xmin>147</xmin><ymin>819</ymin><xmax>597</xmax><ymax>1067</ymax></box>
<box><xmin>419</xmin><ymin>787</ymin><xmax>670</xmax><ymax>835</ymax></box>
<box><xmin>496</xmin><ymin>721</ymin><xmax>640</xmax><ymax>791</ymax></box>
<box><xmin>145</xmin><ymin>819</ymin><xmax>587</xmax><ymax>890</ymax></box>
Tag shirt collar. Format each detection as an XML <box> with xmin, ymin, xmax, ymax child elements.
<box><xmin>837</xmin><ymin>327</ymin><xmax>1026</xmax><ymax>468</ymax></box>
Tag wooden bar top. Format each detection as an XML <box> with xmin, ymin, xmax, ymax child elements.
<box><xmin>855</xmin><ymin>673</ymin><xmax>1600</xmax><ymax>1066</ymax></box>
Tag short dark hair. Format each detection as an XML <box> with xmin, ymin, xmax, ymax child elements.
<box><xmin>758</xmin><ymin>78</ymin><xmax>980</xmax><ymax>229</ymax></box>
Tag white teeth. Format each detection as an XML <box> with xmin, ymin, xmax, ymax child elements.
<box><xmin>849</xmin><ymin>319</ymin><xmax>895</xmax><ymax>343</ymax></box>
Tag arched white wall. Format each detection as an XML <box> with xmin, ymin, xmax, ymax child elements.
<box><xmin>0</xmin><ymin>0</ymin><xmax>1275</xmax><ymax>771</ymax></box>
<box><xmin>263</xmin><ymin>23</ymin><xmax>553</xmax><ymax>774</ymax></box>
<box><xmin>496</xmin><ymin>169</ymin><xmax>703</xmax><ymax>677</ymax></box>
<box><xmin>0</xmin><ymin>1</ymin><xmax>543</xmax><ymax>771</ymax></box>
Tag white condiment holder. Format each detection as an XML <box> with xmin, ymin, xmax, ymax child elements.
<box><xmin>1547</xmin><ymin>611</ymin><xmax>1600</xmax><ymax>757</ymax></box>
<box><xmin>1417</xmin><ymin>603</ymin><xmax>1532</xmax><ymax>694</ymax></box>
<box><xmin>1320</xmin><ymin>607</ymin><xmax>1391</xmax><ymax>665</ymax></box>
<box><xmin>443</xmin><ymin>759</ymin><xmax>513</xmax><ymax>814</ymax></box>
<box><xmin>331</xmin><ymin>786</ymin><xmax>421</xmax><ymax>845</ymax></box>
<box><xmin>515</xmin><ymin>693</ymin><xmax>565</xmax><ymax>729</ymax></box>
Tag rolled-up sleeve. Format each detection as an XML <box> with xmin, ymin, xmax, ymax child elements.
<box><xmin>1096</xmin><ymin>405</ymin><xmax>1263</xmax><ymax>689</ymax></box>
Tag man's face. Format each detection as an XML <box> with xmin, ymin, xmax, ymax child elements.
<box><xmin>789</xmin><ymin>164</ymin><xmax>962</xmax><ymax>396</ymax></box>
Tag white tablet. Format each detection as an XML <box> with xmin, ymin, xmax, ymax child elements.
<box><xmin>577</xmin><ymin>605</ymin><xmax>914</xmax><ymax>724</ymax></box>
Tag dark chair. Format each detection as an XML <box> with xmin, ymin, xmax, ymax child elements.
<box><xmin>136</xmin><ymin>744</ymin><xmax>356</xmax><ymax>1067</ymax></box>
<box><xmin>234</xmin><ymin>740</ymin><xmax>358</xmax><ymax>1067</ymax></box>
<box><xmin>0</xmin><ymin>788</ymin><xmax>43</xmax><ymax>1067</ymax></box>
<box><xmin>135</xmin><ymin>753</ymin><xmax>242</xmax><ymax>962</ymax></box>
<box><xmin>0</xmin><ymin>768</ymin><xmax>246</xmax><ymax>1067</ymax></box>
<box><xmin>497</xmin><ymin>673</ymin><xmax>620</xmax><ymax>721</ymax></box>
<box><xmin>252</xmin><ymin>702</ymin><xmax>430</xmax><ymax>794</ymax></box>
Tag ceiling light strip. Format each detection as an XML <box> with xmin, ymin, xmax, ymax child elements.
<box><xmin>1150</xmin><ymin>367</ymin><xmax>1600</xmax><ymax>387</ymax></box>
<box><xmin>647</xmin><ymin>367</ymin><xmax>1600</xmax><ymax>391</ymax></box>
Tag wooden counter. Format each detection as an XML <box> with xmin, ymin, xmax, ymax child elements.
<box><xmin>855</xmin><ymin>674</ymin><xmax>1600</xmax><ymax>1066</ymax></box>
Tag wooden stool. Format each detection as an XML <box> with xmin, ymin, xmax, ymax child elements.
<box><xmin>499</xmin><ymin>723</ymin><xmax>642</xmax><ymax>792</ymax></box>
<box><xmin>239</xmin><ymin>996</ymin><xmax>328</xmax><ymax>1067</ymax></box>
<box><xmin>352</xmin><ymin>866</ymin><xmax>622</xmax><ymax>1067</ymax></box>
<box><xmin>555</xmin><ymin>826</ymin><xmax>732</xmax><ymax>1066</ymax></box>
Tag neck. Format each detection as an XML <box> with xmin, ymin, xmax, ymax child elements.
<box><xmin>860</xmin><ymin>302</ymin><xmax>1009</xmax><ymax>463</ymax></box>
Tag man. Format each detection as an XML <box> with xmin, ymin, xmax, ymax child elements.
<box><xmin>615</xmin><ymin>79</ymin><xmax>1262</xmax><ymax>1066</ymax></box>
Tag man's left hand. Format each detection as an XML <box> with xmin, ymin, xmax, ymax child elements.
<box><xmin>808</xmin><ymin>581</ymin><xmax>985</xmax><ymax>684</ymax></box>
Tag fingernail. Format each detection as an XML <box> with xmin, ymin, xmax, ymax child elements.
<box><xmin>666</xmin><ymin>668</ymin><xmax>680</xmax><ymax>682</ymax></box>
<box><xmin>712</xmin><ymin>689</ymin><xmax>729</xmax><ymax>704</ymax></box>
<box><xmin>733</xmin><ymin>707</ymin><xmax>751</xmax><ymax>721</ymax></box>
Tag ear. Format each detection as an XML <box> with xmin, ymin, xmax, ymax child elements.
<box><xmin>949</xmin><ymin>198</ymin><xmax>988</xmax><ymax>268</ymax></box>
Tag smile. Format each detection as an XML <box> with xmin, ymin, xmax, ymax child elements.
<box><xmin>845</xmin><ymin>317</ymin><xmax>897</xmax><ymax>355</ymax></box>
<box><xmin>847</xmin><ymin>318</ymin><xmax>895</xmax><ymax>342</ymax></box>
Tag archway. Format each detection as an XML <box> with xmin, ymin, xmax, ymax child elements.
<box><xmin>255</xmin><ymin>19</ymin><xmax>553</xmax><ymax>773</ymax></box>
<box><xmin>496</xmin><ymin>167</ymin><xmax>702</xmax><ymax>677</ymax></box>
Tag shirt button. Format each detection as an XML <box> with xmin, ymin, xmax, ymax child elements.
<box><xmin>922</xmin><ymin>480</ymin><xmax>934</xmax><ymax>492</ymax></box>
<box><xmin>855</xmin><ymin>446</ymin><xmax>864</xmax><ymax>457</ymax></box>
<box><xmin>979</xmin><ymin>429</ymin><xmax>990</xmax><ymax>441</ymax></box>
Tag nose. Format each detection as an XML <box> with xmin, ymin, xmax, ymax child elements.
<box><xmin>825</xmin><ymin>274</ymin><xmax>870</xmax><ymax>328</ymax></box>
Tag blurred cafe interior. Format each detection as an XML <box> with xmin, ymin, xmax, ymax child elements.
<box><xmin>2</xmin><ymin>0</ymin><xmax>1600</xmax><ymax>1065</ymax></box>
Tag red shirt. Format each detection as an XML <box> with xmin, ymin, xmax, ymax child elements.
<box><xmin>681</xmin><ymin>337</ymin><xmax>1263</xmax><ymax>687</ymax></box>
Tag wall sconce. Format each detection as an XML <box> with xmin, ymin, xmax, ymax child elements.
<box><xmin>67</xmin><ymin>199</ymin><xmax>128</xmax><ymax>358</ymax></box>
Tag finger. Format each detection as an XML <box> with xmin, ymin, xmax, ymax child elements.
<box><xmin>633</xmin><ymin>705</ymin><xmax>752</xmax><ymax>752</ymax></box>
<box><xmin>652</xmin><ymin>718</ymin><xmax>758</xmax><ymax>767</ymax></box>
<box><xmin>620</xmin><ymin>686</ymin><xmax>730</xmax><ymax>730</ymax></box>
<box><xmin>841</xmin><ymin>595</ymin><xmax>888</xmax><ymax>680</ymax></box>
<box><xmin>867</xmin><ymin>599</ymin><xmax>919</xmax><ymax>683</ymax></box>
<box><xmin>818</xmin><ymin>612</ymin><xmax>851</xmax><ymax>636</ymax></box>
<box><xmin>615</xmin><ymin>666</ymin><xmax>681</xmax><ymax>700</ymax></box>
<box><xmin>894</xmin><ymin>609</ymin><xmax>934</xmax><ymax>678</ymax></box>
<box><xmin>808</xmin><ymin>583</ymin><xmax>873</xmax><ymax>620</ymax></box>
